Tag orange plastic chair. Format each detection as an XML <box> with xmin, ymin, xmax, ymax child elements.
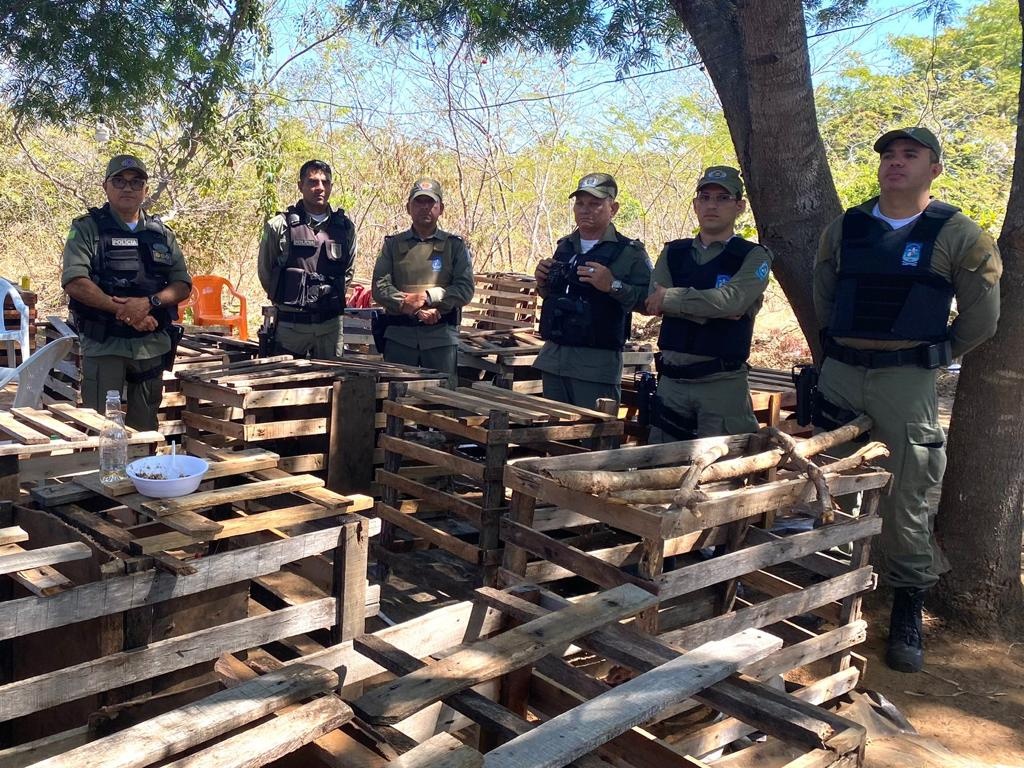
<box><xmin>189</xmin><ymin>275</ymin><xmax>249</xmax><ymax>340</ymax></box>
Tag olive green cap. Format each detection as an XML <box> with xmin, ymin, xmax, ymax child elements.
<box><xmin>104</xmin><ymin>154</ymin><xmax>148</xmax><ymax>180</ymax></box>
<box><xmin>569</xmin><ymin>173</ymin><xmax>618</xmax><ymax>200</ymax></box>
<box><xmin>874</xmin><ymin>127</ymin><xmax>942</xmax><ymax>159</ymax></box>
<box><xmin>408</xmin><ymin>177</ymin><xmax>443</xmax><ymax>203</ymax></box>
<box><xmin>696</xmin><ymin>166</ymin><xmax>743</xmax><ymax>197</ymax></box>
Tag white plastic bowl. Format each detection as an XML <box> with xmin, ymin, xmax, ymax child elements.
<box><xmin>126</xmin><ymin>455</ymin><xmax>209</xmax><ymax>498</ymax></box>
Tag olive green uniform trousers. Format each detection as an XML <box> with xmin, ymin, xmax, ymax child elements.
<box><xmin>817</xmin><ymin>357</ymin><xmax>947</xmax><ymax>590</ymax></box>
<box><xmin>82</xmin><ymin>355</ymin><xmax>164</xmax><ymax>431</ymax></box>
<box><xmin>649</xmin><ymin>368</ymin><xmax>759</xmax><ymax>442</ymax></box>
<box><xmin>274</xmin><ymin>316</ymin><xmax>345</xmax><ymax>360</ymax></box>
<box><xmin>383</xmin><ymin>339</ymin><xmax>458</xmax><ymax>389</ymax></box>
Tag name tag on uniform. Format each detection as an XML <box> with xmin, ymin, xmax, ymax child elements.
<box><xmin>293</xmin><ymin>238</ymin><xmax>317</xmax><ymax>247</ymax></box>
<box><xmin>111</xmin><ymin>237</ymin><xmax>139</xmax><ymax>247</ymax></box>
<box><xmin>431</xmin><ymin>257</ymin><xmax>443</xmax><ymax>272</ymax></box>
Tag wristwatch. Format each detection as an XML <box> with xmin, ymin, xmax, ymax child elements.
<box><xmin>149</xmin><ymin>294</ymin><xmax>163</xmax><ymax>308</ymax></box>
<box><xmin>610</xmin><ymin>279</ymin><xmax>623</xmax><ymax>295</ymax></box>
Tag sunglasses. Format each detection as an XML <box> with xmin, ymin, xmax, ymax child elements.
<box><xmin>109</xmin><ymin>176</ymin><xmax>146</xmax><ymax>191</ymax></box>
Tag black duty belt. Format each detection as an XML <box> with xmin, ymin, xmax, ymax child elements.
<box><xmin>655</xmin><ymin>354</ymin><xmax>745</xmax><ymax>380</ymax></box>
<box><xmin>824</xmin><ymin>338</ymin><xmax>951</xmax><ymax>370</ymax></box>
<box><xmin>276</xmin><ymin>307</ymin><xmax>344</xmax><ymax>325</ymax></box>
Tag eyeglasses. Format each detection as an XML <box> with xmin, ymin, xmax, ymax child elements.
<box><xmin>109</xmin><ymin>176</ymin><xmax>146</xmax><ymax>191</ymax></box>
<box><xmin>695</xmin><ymin>193</ymin><xmax>737</xmax><ymax>204</ymax></box>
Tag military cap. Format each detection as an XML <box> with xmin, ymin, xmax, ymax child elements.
<box><xmin>874</xmin><ymin>127</ymin><xmax>942</xmax><ymax>159</ymax></box>
<box><xmin>408</xmin><ymin>178</ymin><xmax>443</xmax><ymax>203</ymax></box>
<box><xmin>569</xmin><ymin>173</ymin><xmax>618</xmax><ymax>200</ymax></box>
<box><xmin>696</xmin><ymin>166</ymin><xmax>743</xmax><ymax>197</ymax></box>
<box><xmin>104</xmin><ymin>154</ymin><xmax>149</xmax><ymax>180</ymax></box>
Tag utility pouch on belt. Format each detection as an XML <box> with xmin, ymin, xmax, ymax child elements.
<box><xmin>370</xmin><ymin>311</ymin><xmax>389</xmax><ymax>354</ymax></box>
<box><xmin>164</xmin><ymin>324</ymin><xmax>184</xmax><ymax>371</ymax></box>
<box><xmin>791</xmin><ymin>364</ymin><xmax>819</xmax><ymax>427</ymax></box>
<box><xmin>635</xmin><ymin>371</ymin><xmax>657</xmax><ymax>428</ymax></box>
<box><xmin>258</xmin><ymin>306</ymin><xmax>278</xmax><ymax>357</ymax></box>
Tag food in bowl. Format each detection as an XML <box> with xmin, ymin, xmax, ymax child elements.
<box><xmin>126</xmin><ymin>455</ymin><xmax>209</xmax><ymax>498</ymax></box>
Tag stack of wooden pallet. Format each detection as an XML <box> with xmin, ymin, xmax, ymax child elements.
<box><xmin>461</xmin><ymin>272</ymin><xmax>540</xmax><ymax>333</ymax></box>
<box><xmin>498</xmin><ymin>417</ymin><xmax>886</xmax><ymax>703</ymax></box>
<box><xmin>0</xmin><ymin>581</ymin><xmax>868</xmax><ymax>767</ymax></box>
<box><xmin>459</xmin><ymin>327</ymin><xmax>655</xmax><ymax>393</ymax></box>
<box><xmin>375</xmin><ymin>382</ymin><xmax>623</xmax><ymax>586</ymax></box>
<box><xmin>178</xmin><ymin>356</ymin><xmax>447</xmax><ymax>490</ymax></box>
<box><xmin>0</xmin><ymin>447</ymin><xmax>375</xmax><ymax>754</ymax></box>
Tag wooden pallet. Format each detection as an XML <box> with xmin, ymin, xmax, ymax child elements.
<box><xmin>375</xmin><ymin>382</ymin><xmax>623</xmax><ymax>585</ymax></box>
<box><xmin>461</xmin><ymin>272</ymin><xmax>540</xmax><ymax>333</ymax></box>
<box><xmin>459</xmin><ymin>327</ymin><xmax>655</xmax><ymax>393</ymax></box>
<box><xmin>178</xmin><ymin>356</ymin><xmax>447</xmax><ymax>490</ymax></box>
<box><xmin>499</xmin><ymin>418</ymin><xmax>888</xmax><ymax>690</ymax></box>
<box><xmin>2</xmin><ymin>582</ymin><xmax>866</xmax><ymax>767</ymax></box>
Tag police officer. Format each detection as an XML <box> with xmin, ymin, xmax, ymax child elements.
<box><xmin>62</xmin><ymin>154</ymin><xmax>192</xmax><ymax>430</ymax></box>
<box><xmin>371</xmin><ymin>178</ymin><xmax>474</xmax><ymax>386</ymax></box>
<box><xmin>534</xmin><ymin>173</ymin><xmax>651</xmax><ymax>408</ymax></box>
<box><xmin>645</xmin><ymin>166</ymin><xmax>773</xmax><ymax>440</ymax></box>
<box><xmin>258</xmin><ymin>160</ymin><xmax>356</xmax><ymax>359</ymax></box>
<box><xmin>814</xmin><ymin>127</ymin><xmax>1002</xmax><ymax>673</ymax></box>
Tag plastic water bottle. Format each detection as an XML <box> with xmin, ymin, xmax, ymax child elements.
<box><xmin>99</xmin><ymin>390</ymin><xmax>129</xmax><ymax>484</ymax></box>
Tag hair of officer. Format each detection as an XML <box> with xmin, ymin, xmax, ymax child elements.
<box><xmin>299</xmin><ymin>160</ymin><xmax>332</xmax><ymax>182</ymax></box>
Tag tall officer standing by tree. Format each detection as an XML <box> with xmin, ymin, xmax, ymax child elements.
<box><xmin>62</xmin><ymin>154</ymin><xmax>192</xmax><ymax>430</ymax></box>
<box><xmin>645</xmin><ymin>166</ymin><xmax>773</xmax><ymax>440</ymax></box>
<box><xmin>258</xmin><ymin>160</ymin><xmax>356</xmax><ymax>359</ymax></box>
<box><xmin>534</xmin><ymin>173</ymin><xmax>651</xmax><ymax>408</ymax></box>
<box><xmin>371</xmin><ymin>178</ymin><xmax>474</xmax><ymax>387</ymax></box>
<box><xmin>814</xmin><ymin>127</ymin><xmax>1002</xmax><ymax>673</ymax></box>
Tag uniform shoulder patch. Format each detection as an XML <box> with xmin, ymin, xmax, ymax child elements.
<box><xmin>448</xmin><ymin>233</ymin><xmax>463</xmax><ymax>241</ymax></box>
<box><xmin>756</xmin><ymin>260</ymin><xmax>771</xmax><ymax>281</ymax></box>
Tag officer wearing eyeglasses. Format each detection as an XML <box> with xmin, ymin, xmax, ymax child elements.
<box><xmin>645</xmin><ymin>166</ymin><xmax>773</xmax><ymax>440</ymax></box>
<box><xmin>62</xmin><ymin>154</ymin><xmax>192</xmax><ymax>429</ymax></box>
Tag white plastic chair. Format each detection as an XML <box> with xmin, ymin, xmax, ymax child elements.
<box><xmin>0</xmin><ymin>336</ymin><xmax>76</xmax><ymax>408</ymax></box>
<box><xmin>0</xmin><ymin>278</ymin><xmax>30</xmax><ymax>368</ymax></box>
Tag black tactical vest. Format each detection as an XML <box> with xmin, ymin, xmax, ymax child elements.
<box><xmin>273</xmin><ymin>204</ymin><xmax>355</xmax><ymax>315</ymax></box>
<box><xmin>829</xmin><ymin>200</ymin><xmax>957</xmax><ymax>342</ymax></box>
<box><xmin>69</xmin><ymin>204</ymin><xmax>176</xmax><ymax>340</ymax></box>
<box><xmin>657</xmin><ymin>237</ymin><xmax>760</xmax><ymax>362</ymax></box>
<box><xmin>538</xmin><ymin>234</ymin><xmax>632</xmax><ymax>350</ymax></box>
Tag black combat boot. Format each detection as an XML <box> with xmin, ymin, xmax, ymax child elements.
<box><xmin>886</xmin><ymin>587</ymin><xmax>927</xmax><ymax>673</ymax></box>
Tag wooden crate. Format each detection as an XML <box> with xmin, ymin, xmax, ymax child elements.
<box><xmin>0</xmin><ymin>449</ymin><xmax>375</xmax><ymax>750</ymax></box>
<box><xmin>461</xmin><ymin>272</ymin><xmax>540</xmax><ymax>333</ymax></box>
<box><xmin>178</xmin><ymin>356</ymin><xmax>447</xmax><ymax>490</ymax></box>
<box><xmin>459</xmin><ymin>327</ymin><xmax>655</xmax><ymax>392</ymax></box>
<box><xmin>499</xmin><ymin>418</ymin><xmax>888</xmax><ymax>688</ymax></box>
<box><xmin>0</xmin><ymin>402</ymin><xmax>165</xmax><ymax>501</ymax></box>
<box><xmin>375</xmin><ymin>382</ymin><xmax>623</xmax><ymax>586</ymax></box>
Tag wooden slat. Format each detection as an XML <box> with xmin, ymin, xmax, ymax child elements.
<box><xmin>351</xmin><ymin>584</ymin><xmax>657</xmax><ymax>725</ymax></box>
<box><xmin>391</xmin><ymin>733</ymin><xmax>483</xmax><ymax>768</ymax></box>
<box><xmin>484</xmin><ymin>629</ymin><xmax>782</xmax><ymax>768</ymax></box>
<box><xmin>98</xmin><ymin>449</ymin><xmax>281</xmax><ymax>497</ymax></box>
<box><xmin>0</xmin><ymin>412</ymin><xmax>49</xmax><ymax>444</ymax></box>
<box><xmin>0</xmin><ymin>525</ymin><xmax>28</xmax><ymax>546</ymax></box>
<box><xmin>0</xmin><ymin>542</ymin><xmax>91</xmax><ymax>576</ymax></box>
<box><xmin>10</xmin><ymin>408</ymin><xmax>88</xmax><ymax>441</ymax></box>
<box><xmin>141</xmin><ymin>474</ymin><xmax>325</xmax><ymax>517</ymax></box>
<box><xmin>28</xmin><ymin>665</ymin><xmax>340</xmax><ymax>768</ymax></box>
<box><xmin>0</xmin><ymin>543</ymin><xmax>74</xmax><ymax>595</ymax></box>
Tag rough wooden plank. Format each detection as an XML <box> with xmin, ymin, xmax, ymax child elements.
<box><xmin>141</xmin><ymin>474</ymin><xmax>324</xmax><ymax>516</ymax></box>
<box><xmin>0</xmin><ymin>526</ymin><xmax>349</xmax><ymax>640</ymax></box>
<box><xmin>0</xmin><ymin>598</ymin><xmax>337</xmax><ymax>722</ymax></box>
<box><xmin>0</xmin><ymin>526</ymin><xmax>28</xmax><ymax>546</ymax></box>
<box><xmin>161</xmin><ymin>696</ymin><xmax>353</xmax><ymax>768</ymax></box>
<box><xmin>0</xmin><ymin>541</ymin><xmax>90</xmax><ymax>576</ymax></box>
<box><xmin>374</xmin><ymin>501</ymin><xmax>482</xmax><ymax>565</ymax></box>
<box><xmin>392</xmin><ymin>734</ymin><xmax>483</xmax><ymax>768</ymax></box>
<box><xmin>0</xmin><ymin>542</ymin><xmax>74</xmax><ymax>595</ymax></box>
<box><xmin>483</xmin><ymin>629</ymin><xmax>782</xmax><ymax>768</ymax></box>
<box><xmin>98</xmin><ymin>450</ymin><xmax>281</xmax><ymax>497</ymax></box>
<box><xmin>379</xmin><ymin>434</ymin><xmax>485</xmax><ymax>481</ymax></box>
<box><xmin>334</xmin><ymin>517</ymin><xmax>369</xmax><ymax>643</ymax></box>
<box><xmin>10</xmin><ymin>408</ymin><xmax>88</xmax><ymax>441</ymax></box>
<box><xmin>28</xmin><ymin>664</ymin><xmax>339</xmax><ymax>768</ymax></box>
<box><xmin>657</xmin><ymin>517</ymin><xmax>881</xmax><ymax>600</ymax></box>
<box><xmin>352</xmin><ymin>584</ymin><xmax>658</xmax><ymax>725</ymax></box>
<box><xmin>0</xmin><ymin>412</ymin><xmax>49</xmax><ymax>444</ymax></box>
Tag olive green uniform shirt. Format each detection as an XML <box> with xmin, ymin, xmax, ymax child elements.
<box><xmin>257</xmin><ymin>204</ymin><xmax>357</xmax><ymax>308</ymax></box>
<box><xmin>61</xmin><ymin>208</ymin><xmax>191</xmax><ymax>359</ymax></box>
<box><xmin>534</xmin><ymin>225</ymin><xmax>652</xmax><ymax>385</ymax></box>
<box><xmin>371</xmin><ymin>227</ymin><xmax>475</xmax><ymax>349</ymax></box>
<box><xmin>814</xmin><ymin>199</ymin><xmax>1002</xmax><ymax>358</ymax></box>
<box><xmin>652</xmin><ymin>237</ymin><xmax>773</xmax><ymax>377</ymax></box>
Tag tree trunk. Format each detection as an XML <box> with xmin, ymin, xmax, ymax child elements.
<box><xmin>670</xmin><ymin>0</ymin><xmax>842</xmax><ymax>359</ymax></box>
<box><xmin>932</xmin><ymin>3</ymin><xmax>1024</xmax><ymax>631</ymax></box>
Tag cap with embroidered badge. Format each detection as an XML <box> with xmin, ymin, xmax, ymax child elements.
<box><xmin>104</xmin><ymin>154</ymin><xmax>149</xmax><ymax>180</ymax></box>
<box><xmin>696</xmin><ymin>166</ymin><xmax>743</xmax><ymax>197</ymax></box>
<box><xmin>873</xmin><ymin>127</ymin><xmax>942</xmax><ymax>159</ymax></box>
<box><xmin>569</xmin><ymin>173</ymin><xmax>618</xmax><ymax>200</ymax></box>
<box><xmin>408</xmin><ymin>178</ymin><xmax>443</xmax><ymax>203</ymax></box>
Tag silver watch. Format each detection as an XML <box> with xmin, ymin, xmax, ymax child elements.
<box><xmin>610</xmin><ymin>279</ymin><xmax>623</xmax><ymax>294</ymax></box>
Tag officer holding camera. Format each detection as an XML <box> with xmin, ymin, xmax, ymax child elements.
<box><xmin>534</xmin><ymin>173</ymin><xmax>651</xmax><ymax>408</ymax></box>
